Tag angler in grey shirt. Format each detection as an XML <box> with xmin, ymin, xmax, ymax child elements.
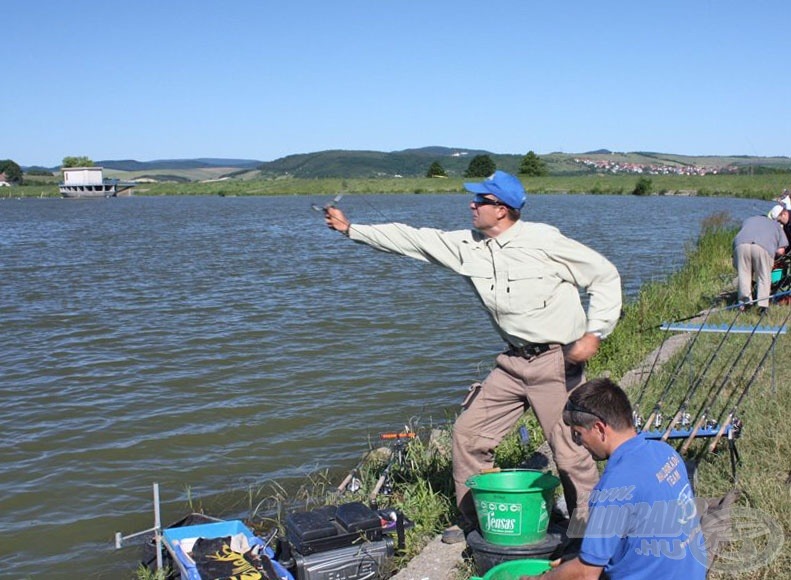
<box><xmin>733</xmin><ymin>205</ymin><xmax>789</xmax><ymax>311</ymax></box>
<box><xmin>324</xmin><ymin>171</ymin><xmax>622</xmax><ymax>541</ymax></box>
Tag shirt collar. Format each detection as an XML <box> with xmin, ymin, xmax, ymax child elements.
<box><xmin>486</xmin><ymin>220</ymin><xmax>524</xmax><ymax>248</ymax></box>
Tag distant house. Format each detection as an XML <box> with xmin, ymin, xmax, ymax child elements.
<box><xmin>61</xmin><ymin>166</ymin><xmax>104</xmax><ymax>187</ymax></box>
<box><xmin>0</xmin><ymin>172</ymin><xmax>10</xmax><ymax>186</ymax></box>
<box><xmin>59</xmin><ymin>166</ymin><xmax>135</xmax><ymax>198</ymax></box>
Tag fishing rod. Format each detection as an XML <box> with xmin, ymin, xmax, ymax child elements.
<box><xmin>632</xmin><ymin>325</ymin><xmax>674</xmax><ymax>430</ymax></box>
<box><xmin>369</xmin><ymin>432</ymin><xmax>416</xmax><ymax>509</ymax></box>
<box><xmin>678</xmin><ymin>309</ymin><xmax>771</xmax><ymax>454</ymax></box>
<box><xmin>707</xmin><ymin>308</ymin><xmax>791</xmax><ymax>454</ymax></box>
<box><xmin>660</xmin><ymin>310</ymin><xmax>744</xmax><ymax>442</ymax></box>
<box><xmin>311</xmin><ymin>193</ymin><xmax>344</xmax><ymax>214</ymax></box>
<box><xmin>641</xmin><ymin>308</ymin><xmax>715</xmax><ymax>432</ymax></box>
<box><xmin>336</xmin><ymin>431</ymin><xmax>416</xmax><ymax>496</ymax></box>
<box><xmin>642</xmin><ymin>287</ymin><xmax>791</xmax><ymax>332</ymax></box>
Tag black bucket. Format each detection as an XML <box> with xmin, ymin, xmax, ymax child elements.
<box><xmin>466</xmin><ymin>527</ymin><xmax>565</xmax><ymax>576</ymax></box>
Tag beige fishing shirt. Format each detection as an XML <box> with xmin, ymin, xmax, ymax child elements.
<box><xmin>349</xmin><ymin>220</ymin><xmax>622</xmax><ymax>346</ymax></box>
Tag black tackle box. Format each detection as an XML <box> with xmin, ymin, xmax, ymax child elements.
<box><xmin>285</xmin><ymin>502</ymin><xmax>383</xmax><ymax>555</ymax></box>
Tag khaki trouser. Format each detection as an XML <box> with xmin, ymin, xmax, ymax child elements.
<box><xmin>734</xmin><ymin>242</ymin><xmax>773</xmax><ymax>308</ymax></box>
<box><xmin>451</xmin><ymin>345</ymin><xmax>599</xmax><ymax>528</ymax></box>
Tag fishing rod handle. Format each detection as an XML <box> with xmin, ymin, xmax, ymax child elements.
<box><xmin>708</xmin><ymin>414</ymin><xmax>733</xmax><ymax>454</ymax></box>
<box><xmin>369</xmin><ymin>474</ymin><xmax>387</xmax><ymax>503</ymax></box>
<box><xmin>642</xmin><ymin>411</ymin><xmax>657</xmax><ymax>433</ymax></box>
<box><xmin>337</xmin><ymin>472</ymin><xmax>354</xmax><ymax>493</ymax></box>
<box><xmin>680</xmin><ymin>414</ymin><xmax>708</xmax><ymax>455</ymax></box>
<box><xmin>661</xmin><ymin>411</ymin><xmax>682</xmax><ymax>442</ymax></box>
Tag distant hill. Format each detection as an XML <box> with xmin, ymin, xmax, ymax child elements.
<box><xmin>25</xmin><ymin>148</ymin><xmax>791</xmax><ymax>181</ymax></box>
<box><xmin>256</xmin><ymin>147</ymin><xmax>508</xmax><ymax>178</ymax></box>
<box><xmin>97</xmin><ymin>158</ymin><xmax>262</xmax><ymax>171</ymax></box>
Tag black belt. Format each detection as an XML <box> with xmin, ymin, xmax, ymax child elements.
<box><xmin>506</xmin><ymin>342</ymin><xmax>554</xmax><ymax>359</ymax></box>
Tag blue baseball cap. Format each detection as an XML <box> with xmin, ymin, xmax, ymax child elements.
<box><xmin>464</xmin><ymin>170</ymin><xmax>526</xmax><ymax>209</ymax></box>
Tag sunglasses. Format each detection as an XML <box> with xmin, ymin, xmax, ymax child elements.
<box><xmin>472</xmin><ymin>195</ymin><xmax>505</xmax><ymax>208</ymax></box>
<box><xmin>564</xmin><ymin>399</ymin><xmax>606</xmax><ymax>423</ymax></box>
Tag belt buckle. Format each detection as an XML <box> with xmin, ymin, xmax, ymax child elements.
<box><xmin>511</xmin><ymin>343</ymin><xmax>543</xmax><ymax>360</ymax></box>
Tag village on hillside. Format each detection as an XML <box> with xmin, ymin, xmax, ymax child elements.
<box><xmin>573</xmin><ymin>157</ymin><xmax>737</xmax><ymax>176</ymax></box>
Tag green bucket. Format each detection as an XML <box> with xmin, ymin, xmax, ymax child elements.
<box><xmin>469</xmin><ymin>558</ymin><xmax>553</xmax><ymax>579</ymax></box>
<box><xmin>466</xmin><ymin>469</ymin><xmax>560</xmax><ymax>546</ymax></box>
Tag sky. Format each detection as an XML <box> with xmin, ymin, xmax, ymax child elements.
<box><xmin>4</xmin><ymin>0</ymin><xmax>791</xmax><ymax>167</ymax></box>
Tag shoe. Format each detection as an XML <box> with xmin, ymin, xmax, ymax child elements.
<box><xmin>758</xmin><ymin>307</ymin><xmax>769</xmax><ymax>316</ymax></box>
<box><xmin>441</xmin><ymin>524</ymin><xmax>466</xmax><ymax>544</ymax></box>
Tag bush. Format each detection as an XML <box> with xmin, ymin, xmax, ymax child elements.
<box><xmin>632</xmin><ymin>177</ymin><xmax>652</xmax><ymax>196</ymax></box>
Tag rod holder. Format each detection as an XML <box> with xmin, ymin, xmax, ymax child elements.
<box><xmin>113</xmin><ymin>483</ymin><xmax>163</xmax><ymax>571</ymax></box>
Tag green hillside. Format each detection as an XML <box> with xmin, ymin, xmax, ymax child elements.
<box><xmin>23</xmin><ymin>147</ymin><xmax>791</xmax><ymax>184</ymax></box>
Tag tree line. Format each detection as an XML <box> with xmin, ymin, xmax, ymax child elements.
<box><xmin>0</xmin><ymin>156</ymin><xmax>95</xmax><ymax>185</ymax></box>
<box><xmin>426</xmin><ymin>150</ymin><xmax>547</xmax><ymax>178</ymax></box>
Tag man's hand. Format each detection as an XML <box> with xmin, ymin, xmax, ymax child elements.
<box><xmin>324</xmin><ymin>206</ymin><xmax>350</xmax><ymax>234</ymax></box>
<box><xmin>565</xmin><ymin>332</ymin><xmax>601</xmax><ymax>364</ymax></box>
<box><xmin>521</xmin><ymin>556</ymin><xmax>603</xmax><ymax>579</ymax></box>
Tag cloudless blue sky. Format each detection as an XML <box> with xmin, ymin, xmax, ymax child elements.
<box><xmin>4</xmin><ymin>0</ymin><xmax>791</xmax><ymax>167</ymax></box>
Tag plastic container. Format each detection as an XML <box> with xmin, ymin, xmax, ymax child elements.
<box><xmin>466</xmin><ymin>469</ymin><xmax>560</xmax><ymax>546</ymax></box>
<box><xmin>469</xmin><ymin>557</ymin><xmax>553</xmax><ymax>579</ymax></box>
<box><xmin>466</xmin><ymin>528</ymin><xmax>564</xmax><ymax>576</ymax></box>
<box><xmin>162</xmin><ymin>519</ymin><xmax>293</xmax><ymax>580</ymax></box>
<box><xmin>772</xmin><ymin>269</ymin><xmax>783</xmax><ymax>284</ymax></box>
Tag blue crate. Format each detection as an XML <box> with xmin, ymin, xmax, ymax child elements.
<box><xmin>163</xmin><ymin>520</ymin><xmax>292</xmax><ymax>580</ymax></box>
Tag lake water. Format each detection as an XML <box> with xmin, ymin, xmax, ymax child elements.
<box><xmin>0</xmin><ymin>193</ymin><xmax>761</xmax><ymax>578</ymax></box>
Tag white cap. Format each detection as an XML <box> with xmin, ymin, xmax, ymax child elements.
<box><xmin>768</xmin><ymin>204</ymin><xmax>785</xmax><ymax>220</ymax></box>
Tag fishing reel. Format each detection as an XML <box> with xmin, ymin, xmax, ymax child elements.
<box><xmin>729</xmin><ymin>417</ymin><xmax>744</xmax><ymax>440</ymax></box>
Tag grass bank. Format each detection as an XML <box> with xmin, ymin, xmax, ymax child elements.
<box><xmin>11</xmin><ymin>173</ymin><xmax>791</xmax><ymax>200</ymax></box>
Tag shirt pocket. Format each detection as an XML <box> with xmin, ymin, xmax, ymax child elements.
<box><xmin>505</xmin><ymin>267</ymin><xmax>556</xmax><ymax>314</ymax></box>
<box><xmin>459</xmin><ymin>264</ymin><xmax>496</xmax><ymax>308</ymax></box>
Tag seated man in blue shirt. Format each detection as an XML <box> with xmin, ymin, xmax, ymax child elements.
<box><xmin>531</xmin><ymin>378</ymin><xmax>708</xmax><ymax>579</ymax></box>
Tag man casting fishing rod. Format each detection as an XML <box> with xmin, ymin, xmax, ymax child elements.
<box><xmin>322</xmin><ymin>171</ymin><xmax>622</xmax><ymax>543</ymax></box>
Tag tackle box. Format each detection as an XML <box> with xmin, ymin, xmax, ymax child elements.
<box><xmin>285</xmin><ymin>502</ymin><xmax>383</xmax><ymax>555</ymax></box>
<box><xmin>291</xmin><ymin>537</ymin><xmax>394</xmax><ymax>580</ymax></box>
